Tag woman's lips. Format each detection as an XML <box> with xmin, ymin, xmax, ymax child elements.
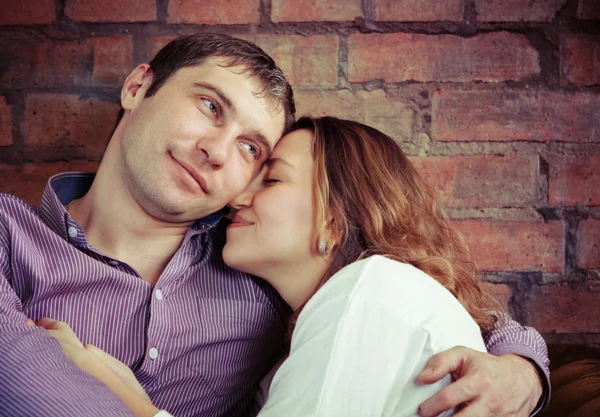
<box><xmin>228</xmin><ymin>213</ymin><xmax>254</xmax><ymax>228</ymax></box>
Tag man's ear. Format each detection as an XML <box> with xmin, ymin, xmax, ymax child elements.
<box><xmin>121</xmin><ymin>64</ymin><xmax>153</xmax><ymax>111</ymax></box>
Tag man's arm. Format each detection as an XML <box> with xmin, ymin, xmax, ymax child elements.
<box><xmin>418</xmin><ymin>312</ymin><xmax>550</xmax><ymax>417</ymax></box>
<box><xmin>0</xmin><ymin>236</ymin><xmax>135</xmax><ymax>416</ymax></box>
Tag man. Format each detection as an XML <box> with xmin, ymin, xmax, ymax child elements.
<box><xmin>0</xmin><ymin>34</ymin><xmax>548</xmax><ymax>417</ymax></box>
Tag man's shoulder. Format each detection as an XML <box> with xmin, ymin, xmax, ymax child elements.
<box><xmin>0</xmin><ymin>193</ymin><xmax>36</xmax><ymax>219</ymax></box>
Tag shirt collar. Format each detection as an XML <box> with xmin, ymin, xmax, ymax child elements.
<box><xmin>38</xmin><ymin>172</ymin><xmax>224</xmax><ymax>240</ymax></box>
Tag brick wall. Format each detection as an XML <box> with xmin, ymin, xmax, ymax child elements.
<box><xmin>0</xmin><ymin>0</ymin><xmax>598</xmax><ymax>346</ymax></box>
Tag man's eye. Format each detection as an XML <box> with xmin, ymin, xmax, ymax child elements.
<box><xmin>241</xmin><ymin>142</ymin><xmax>259</xmax><ymax>159</ymax></box>
<box><xmin>202</xmin><ymin>99</ymin><xmax>218</xmax><ymax>115</ymax></box>
<box><xmin>262</xmin><ymin>178</ymin><xmax>280</xmax><ymax>185</ymax></box>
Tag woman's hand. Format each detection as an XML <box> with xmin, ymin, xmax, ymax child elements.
<box><xmin>32</xmin><ymin>318</ymin><xmax>89</xmax><ymax>365</ymax></box>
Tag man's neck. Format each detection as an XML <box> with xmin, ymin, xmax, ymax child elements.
<box><xmin>69</xmin><ymin>163</ymin><xmax>194</xmax><ymax>286</ymax></box>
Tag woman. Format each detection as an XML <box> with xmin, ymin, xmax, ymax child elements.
<box><xmin>41</xmin><ymin>116</ymin><xmax>499</xmax><ymax>417</ymax></box>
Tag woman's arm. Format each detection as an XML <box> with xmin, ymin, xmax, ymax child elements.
<box><xmin>34</xmin><ymin>318</ymin><xmax>161</xmax><ymax>417</ymax></box>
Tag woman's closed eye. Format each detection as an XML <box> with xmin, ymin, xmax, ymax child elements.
<box><xmin>262</xmin><ymin>177</ymin><xmax>280</xmax><ymax>185</ymax></box>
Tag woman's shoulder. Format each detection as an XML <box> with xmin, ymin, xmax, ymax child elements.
<box><xmin>303</xmin><ymin>255</ymin><xmax>484</xmax><ymax>351</ymax></box>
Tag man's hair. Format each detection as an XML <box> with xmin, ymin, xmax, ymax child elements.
<box><xmin>115</xmin><ymin>33</ymin><xmax>295</xmax><ymax>132</ymax></box>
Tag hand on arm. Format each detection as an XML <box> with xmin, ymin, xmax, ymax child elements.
<box><xmin>417</xmin><ymin>346</ymin><xmax>543</xmax><ymax>417</ymax></box>
<box><xmin>417</xmin><ymin>312</ymin><xmax>549</xmax><ymax>417</ymax></box>
<box><xmin>34</xmin><ymin>318</ymin><xmax>160</xmax><ymax>417</ymax></box>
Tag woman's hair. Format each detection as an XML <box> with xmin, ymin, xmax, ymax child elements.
<box><xmin>290</xmin><ymin>116</ymin><xmax>499</xmax><ymax>336</ymax></box>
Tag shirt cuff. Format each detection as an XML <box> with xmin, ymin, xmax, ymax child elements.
<box><xmin>488</xmin><ymin>342</ymin><xmax>551</xmax><ymax>416</ymax></box>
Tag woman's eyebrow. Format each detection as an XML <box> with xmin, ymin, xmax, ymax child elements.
<box><xmin>266</xmin><ymin>157</ymin><xmax>294</xmax><ymax>170</ymax></box>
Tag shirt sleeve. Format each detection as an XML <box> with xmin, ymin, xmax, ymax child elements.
<box><xmin>257</xmin><ymin>296</ymin><xmax>454</xmax><ymax>417</ymax></box>
<box><xmin>0</xmin><ymin>224</ymin><xmax>135</xmax><ymax>416</ymax></box>
<box><xmin>484</xmin><ymin>311</ymin><xmax>551</xmax><ymax>415</ymax></box>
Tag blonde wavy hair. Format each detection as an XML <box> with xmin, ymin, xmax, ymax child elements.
<box><xmin>290</xmin><ymin>116</ymin><xmax>499</xmax><ymax>336</ymax></box>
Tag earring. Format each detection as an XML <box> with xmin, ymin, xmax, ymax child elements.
<box><xmin>318</xmin><ymin>240</ymin><xmax>328</xmax><ymax>256</ymax></box>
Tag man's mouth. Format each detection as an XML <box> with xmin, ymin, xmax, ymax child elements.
<box><xmin>170</xmin><ymin>152</ymin><xmax>209</xmax><ymax>193</ymax></box>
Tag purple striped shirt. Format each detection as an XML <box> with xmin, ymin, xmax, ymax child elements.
<box><xmin>0</xmin><ymin>173</ymin><xmax>550</xmax><ymax>416</ymax></box>
<box><xmin>0</xmin><ymin>173</ymin><xmax>288</xmax><ymax>417</ymax></box>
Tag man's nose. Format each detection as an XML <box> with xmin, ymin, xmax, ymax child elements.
<box><xmin>196</xmin><ymin>126</ymin><xmax>237</xmax><ymax>168</ymax></box>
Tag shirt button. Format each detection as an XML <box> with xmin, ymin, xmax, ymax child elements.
<box><xmin>155</xmin><ymin>289</ymin><xmax>163</xmax><ymax>300</ymax></box>
<box><xmin>148</xmin><ymin>348</ymin><xmax>159</xmax><ymax>360</ymax></box>
<box><xmin>67</xmin><ymin>227</ymin><xmax>78</xmax><ymax>238</ymax></box>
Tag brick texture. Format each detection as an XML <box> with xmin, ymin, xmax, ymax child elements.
<box><xmin>167</xmin><ymin>0</ymin><xmax>260</xmax><ymax>24</ymax></box>
<box><xmin>24</xmin><ymin>94</ymin><xmax>119</xmax><ymax>155</ymax></box>
<box><xmin>295</xmin><ymin>89</ymin><xmax>414</xmax><ymax>142</ymax></box>
<box><xmin>374</xmin><ymin>0</ymin><xmax>462</xmax><ymax>22</ymax></box>
<box><xmin>475</xmin><ymin>0</ymin><xmax>567</xmax><ymax>22</ymax></box>
<box><xmin>272</xmin><ymin>0</ymin><xmax>362</xmax><ymax>22</ymax></box>
<box><xmin>482</xmin><ymin>282</ymin><xmax>512</xmax><ymax>308</ymax></box>
<box><xmin>348</xmin><ymin>32</ymin><xmax>539</xmax><ymax>83</ymax></box>
<box><xmin>92</xmin><ymin>36</ymin><xmax>134</xmax><ymax>85</ymax></box>
<box><xmin>577</xmin><ymin>219</ymin><xmax>600</xmax><ymax>269</ymax></box>
<box><xmin>34</xmin><ymin>40</ymin><xmax>92</xmax><ymax>86</ymax></box>
<box><xmin>432</xmin><ymin>90</ymin><xmax>600</xmax><ymax>142</ymax></box>
<box><xmin>577</xmin><ymin>0</ymin><xmax>600</xmax><ymax>20</ymax></box>
<box><xmin>411</xmin><ymin>156</ymin><xmax>540</xmax><ymax>208</ymax></box>
<box><xmin>549</xmin><ymin>155</ymin><xmax>600</xmax><ymax>207</ymax></box>
<box><xmin>528</xmin><ymin>285</ymin><xmax>600</xmax><ymax>333</ymax></box>
<box><xmin>0</xmin><ymin>0</ymin><xmax>55</xmax><ymax>25</ymax></box>
<box><xmin>0</xmin><ymin>162</ymin><xmax>100</xmax><ymax>205</ymax></box>
<box><xmin>561</xmin><ymin>34</ymin><xmax>600</xmax><ymax>87</ymax></box>
<box><xmin>454</xmin><ymin>220</ymin><xmax>565</xmax><ymax>272</ymax></box>
<box><xmin>241</xmin><ymin>35</ymin><xmax>338</xmax><ymax>87</ymax></box>
<box><xmin>0</xmin><ymin>97</ymin><xmax>12</xmax><ymax>147</ymax></box>
<box><xmin>65</xmin><ymin>0</ymin><xmax>156</xmax><ymax>22</ymax></box>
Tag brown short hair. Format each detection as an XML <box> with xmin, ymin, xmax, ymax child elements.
<box><xmin>146</xmin><ymin>33</ymin><xmax>295</xmax><ymax>131</ymax></box>
<box><xmin>114</xmin><ymin>33</ymin><xmax>295</xmax><ymax>133</ymax></box>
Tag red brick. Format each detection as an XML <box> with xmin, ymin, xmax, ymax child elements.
<box><xmin>92</xmin><ymin>36</ymin><xmax>133</xmax><ymax>85</ymax></box>
<box><xmin>272</xmin><ymin>0</ymin><xmax>361</xmax><ymax>22</ymax></box>
<box><xmin>24</xmin><ymin>94</ymin><xmax>119</xmax><ymax>155</ymax></box>
<box><xmin>549</xmin><ymin>156</ymin><xmax>600</xmax><ymax>207</ymax></box>
<box><xmin>411</xmin><ymin>156</ymin><xmax>540</xmax><ymax>208</ymax></box>
<box><xmin>481</xmin><ymin>282</ymin><xmax>512</xmax><ymax>308</ymax></box>
<box><xmin>168</xmin><ymin>0</ymin><xmax>260</xmax><ymax>24</ymax></box>
<box><xmin>0</xmin><ymin>40</ymin><xmax>37</xmax><ymax>88</ymax></box>
<box><xmin>475</xmin><ymin>0</ymin><xmax>567</xmax><ymax>22</ymax></box>
<box><xmin>432</xmin><ymin>90</ymin><xmax>600</xmax><ymax>142</ymax></box>
<box><xmin>561</xmin><ymin>34</ymin><xmax>600</xmax><ymax>87</ymax></box>
<box><xmin>577</xmin><ymin>0</ymin><xmax>600</xmax><ymax>20</ymax></box>
<box><xmin>0</xmin><ymin>0</ymin><xmax>55</xmax><ymax>25</ymax></box>
<box><xmin>577</xmin><ymin>219</ymin><xmax>600</xmax><ymax>269</ymax></box>
<box><xmin>0</xmin><ymin>162</ymin><xmax>99</xmax><ymax>205</ymax></box>
<box><xmin>528</xmin><ymin>285</ymin><xmax>600</xmax><ymax>333</ymax></box>
<box><xmin>374</xmin><ymin>0</ymin><xmax>461</xmax><ymax>21</ymax></box>
<box><xmin>348</xmin><ymin>32</ymin><xmax>539</xmax><ymax>83</ymax></box>
<box><xmin>0</xmin><ymin>97</ymin><xmax>12</xmax><ymax>147</ymax></box>
<box><xmin>294</xmin><ymin>89</ymin><xmax>414</xmax><ymax>142</ymax></box>
<box><xmin>147</xmin><ymin>36</ymin><xmax>177</xmax><ymax>62</ymax></box>
<box><xmin>34</xmin><ymin>40</ymin><xmax>92</xmax><ymax>86</ymax></box>
<box><xmin>238</xmin><ymin>35</ymin><xmax>338</xmax><ymax>87</ymax></box>
<box><xmin>453</xmin><ymin>220</ymin><xmax>565</xmax><ymax>272</ymax></box>
<box><xmin>65</xmin><ymin>0</ymin><xmax>156</xmax><ymax>22</ymax></box>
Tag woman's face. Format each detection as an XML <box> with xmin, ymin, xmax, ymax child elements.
<box><xmin>223</xmin><ymin>129</ymin><xmax>326</xmax><ymax>307</ymax></box>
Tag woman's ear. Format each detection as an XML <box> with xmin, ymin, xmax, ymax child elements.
<box><xmin>121</xmin><ymin>64</ymin><xmax>153</xmax><ymax>111</ymax></box>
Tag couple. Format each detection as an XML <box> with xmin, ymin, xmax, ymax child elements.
<box><xmin>0</xmin><ymin>34</ymin><xmax>549</xmax><ymax>417</ymax></box>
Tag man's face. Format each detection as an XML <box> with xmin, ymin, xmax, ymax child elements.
<box><xmin>118</xmin><ymin>58</ymin><xmax>285</xmax><ymax>222</ymax></box>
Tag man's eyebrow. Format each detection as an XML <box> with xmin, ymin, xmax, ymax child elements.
<box><xmin>191</xmin><ymin>82</ymin><xmax>233</xmax><ymax>110</ymax></box>
<box><xmin>256</xmin><ymin>134</ymin><xmax>273</xmax><ymax>159</ymax></box>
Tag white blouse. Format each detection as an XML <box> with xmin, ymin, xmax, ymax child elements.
<box><xmin>157</xmin><ymin>255</ymin><xmax>486</xmax><ymax>417</ymax></box>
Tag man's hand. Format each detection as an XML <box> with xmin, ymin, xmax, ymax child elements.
<box><xmin>418</xmin><ymin>346</ymin><xmax>543</xmax><ymax>417</ymax></box>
